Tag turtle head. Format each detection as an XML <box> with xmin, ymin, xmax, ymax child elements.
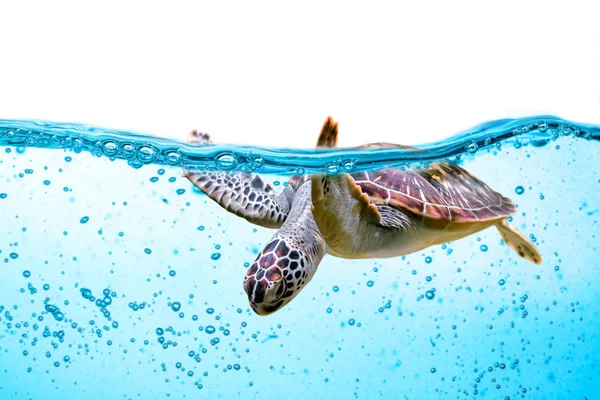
<box><xmin>243</xmin><ymin>237</ymin><xmax>318</xmax><ymax>316</ymax></box>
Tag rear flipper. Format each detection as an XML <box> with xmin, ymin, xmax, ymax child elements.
<box><xmin>495</xmin><ymin>219</ymin><xmax>542</xmax><ymax>264</ymax></box>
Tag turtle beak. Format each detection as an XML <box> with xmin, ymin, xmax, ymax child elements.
<box><xmin>244</xmin><ymin>273</ymin><xmax>287</xmax><ymax>316</ymax></box>
<box><xmin>253</xmin><ymin>300</ymin><xmax>285</xmax><ymax>316</ymax></box>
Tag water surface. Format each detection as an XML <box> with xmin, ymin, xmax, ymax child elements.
<box><xmin>0</xmin><ymin>117</ymin><xmax>598</xmax><ymax>399</ymax></box>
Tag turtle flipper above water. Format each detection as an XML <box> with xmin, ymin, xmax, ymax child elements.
<box><xmin>183</xmin><ymin>129</ymin><xmax>298</xmax><ymax>229</ymax></box>
<box><xmin>316</xmin><ymin>116</ymin><xmax>339</xmax><ymax>147</ymax></box>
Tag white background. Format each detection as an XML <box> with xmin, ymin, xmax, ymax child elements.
<box><xmin>1</xmin><ymin>1</ymin><xmax>599</xmax><ymax>147</ymax></box>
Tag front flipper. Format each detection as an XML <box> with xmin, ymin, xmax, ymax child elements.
<box><xmin>183</xmin><ymin>130</ymin><xmax>292</xmax><ymax>229</ymax></box>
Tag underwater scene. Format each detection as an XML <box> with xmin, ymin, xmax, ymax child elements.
<box><xmin>0</xmin><ymin>116</ymin><xmax>598</xmax><ymax>400</ymax></box>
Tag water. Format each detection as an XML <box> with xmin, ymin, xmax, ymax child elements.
<box><xmin>0</xmin><ymin>116</ymin><xmax>598</xmax><ymax>399</ymax></box>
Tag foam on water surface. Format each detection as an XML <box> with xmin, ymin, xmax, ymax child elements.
<box><xmin>0</xmin><ymin>117</ymin><xmax>598</xmax><ymax>399</ymax></box>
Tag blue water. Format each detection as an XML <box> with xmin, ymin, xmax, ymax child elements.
<box><xmin>0</xmin><ymin>117</ymin><xmax>598</xmax><ymax>399</ymax></box>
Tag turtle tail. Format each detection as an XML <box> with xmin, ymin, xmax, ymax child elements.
<box><xmin>496</xmin><ymin>219</ymin><xmax>542</xmax><ymax>264</ymax></box>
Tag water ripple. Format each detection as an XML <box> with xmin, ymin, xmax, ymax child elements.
<box><xmin>0</xmin><ymin>116</ymin><xmax>598</xmax><ymax>174</ymax></box>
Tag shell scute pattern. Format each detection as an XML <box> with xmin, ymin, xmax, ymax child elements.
<box><xmin>351</xmin><ymin>162</ymin><xmax>515</xmax><ymax>223</ymax></box>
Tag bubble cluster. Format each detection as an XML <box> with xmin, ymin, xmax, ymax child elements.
<box><xmin>0</xmin><ymin>116</ymin><xmax>597</xmax><ymax>399</ymax></box>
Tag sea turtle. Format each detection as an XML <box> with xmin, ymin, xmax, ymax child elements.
<box><xmin>183</xmin><ymin>117</ymin><xmax>542</xmax><ymax>316</ymax></box>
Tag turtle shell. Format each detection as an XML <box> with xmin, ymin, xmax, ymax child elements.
<box><xmin>350</xmin><ymin>144</ymin><xmax>515</xmax><ymax>223</ymax></box>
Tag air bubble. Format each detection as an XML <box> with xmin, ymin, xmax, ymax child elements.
<box><xmin>205</xmin><ymin>325</ymin><xmax>216</xmax><ymax>334</ymax></box>
<box><xmin>137</xmin><ymin>145</ymin><xmax>157</xmax><ymax>163</ymax></box>
<box><xmin>45</xmin><ymin>304</ymin><xmax>58</xmax><ymax>314</ymax></box>
<box><xmin>216</xmin><ymin>153</ymin><xmax>238</xmax><ymax>170</ymax></box>
<box><xmin>342</xmin><ymin>160</ymin><xmax>355</xmax><ymax>172</ymax></box>
<box><xmin>102</xmin><ymin>140</ymin><xmax>119</xmax><ymax>156</ymax></box>
<box><xmin>165</xmin><ymin>151</ymin><xmax>182</xmax><ymax>166</ymax></box>
<box><xmin>325</xmin><ymin>164</ymin><xmax>339</xmax><ymax>176</ymax></box>
<box><xmin>515</xmin><ymin>186</ymin><xmax>525</xmax><ymax>195</ymax></box>
<box><xmin>72</xmin><ymin>138</ymin><xmax>83</xmax><ymax>153</ymax></box>
<box><xmin>466</xmin><ymin>142</ymin><xmax>478</xmax><ymax>154</ymax></box>
<box><xmin>120</xmin><ymin>143</ymin><xmax>135</xmax><ymax>158</ymax></box>
<box><xmin>250</xmin><ymin>157</ymin><xmax>264</xmax><ymax>171</ymax></box>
